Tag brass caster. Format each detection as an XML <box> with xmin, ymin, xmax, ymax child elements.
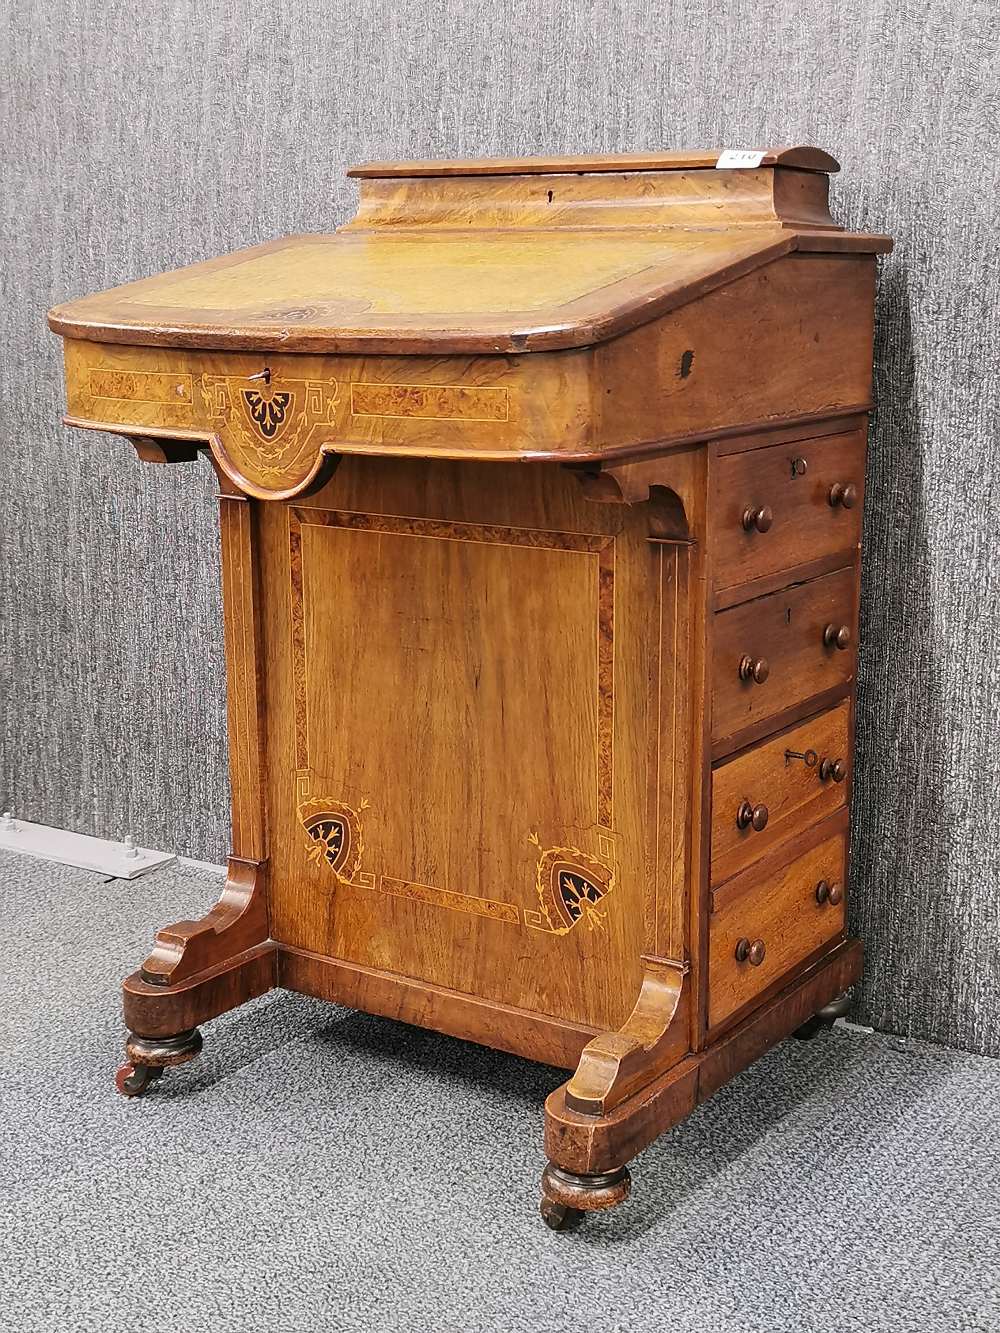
<box><xmin>540</xmin><ymin>1162</ymin><xmax>631</xmax><ymax>1229</ymax></box>
<box><xmin>540</xmin><ymin>1197</ymin><xmax>584</xmax><ymax>1231</ymax></box>
<box><xmin>115</xmin><ymin>1062</ymin><xmax>163</xmax><ymax>1098</ymax></box>
<box><xmin>792</xmin><ymin>991</ymin><xmax>853</xmax><ymax>1041</ymax></box>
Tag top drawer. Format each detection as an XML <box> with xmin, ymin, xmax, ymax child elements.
<box><xmin>711</xmin><ymin>431</ymin><xmax>865</xmax><ymax>594</ymax></box>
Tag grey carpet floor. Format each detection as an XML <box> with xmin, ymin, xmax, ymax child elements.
<box><xmin>0</xmin><ymin>850</ymin><xmax>997</xmax><ymax>1333</ymax></box>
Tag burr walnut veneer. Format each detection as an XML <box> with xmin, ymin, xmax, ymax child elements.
<box><xmin>49</xmin><ymin>147</ymin><xmax>891</xmax><ymax>1229</ymax></box>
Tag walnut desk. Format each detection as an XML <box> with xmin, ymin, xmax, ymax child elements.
<box><xmin>49</xmin><ymin>147</ymin><xmax>891</xmax><ymax>1229</ymax></box>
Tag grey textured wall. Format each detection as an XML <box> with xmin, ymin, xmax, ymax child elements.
<box><xmin>2</xmin><ymin>1</ymin><xmax>998</xmax><ymax>1055</ymax></box>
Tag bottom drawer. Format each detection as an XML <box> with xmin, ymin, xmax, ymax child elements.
<box><xmin>708</xmin><ymin>821</ymin><xmax>847</xmax><ymax>1030</ymax></box>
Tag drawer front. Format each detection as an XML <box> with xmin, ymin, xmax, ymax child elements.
<box><xmin>61</xmin><ymin>338</ymin><xmax>592</xmax><ymax>497</ymax></box>
<box><xmin>712</xmin><ymin>432</ymin><xmax>865</xmax><ymax>592</ymax></box>
<box><xmin>710</xmin><ymin>702</ymin><xmax>850</xmax><ymax>885</ymax></box>
<box><xmin>712</xmin><ymin>566</ymin><xmax>857</xmax><ymax>745</ymax></box>
<box><xmin>708</xmin><ymin>826</ymin><xmax>847</xmax><ymax>1029</ymax></box>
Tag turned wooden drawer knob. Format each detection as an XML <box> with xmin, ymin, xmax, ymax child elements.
<box><xmin>735</xmin><ymin>937</ymin><xmax>766</xmax><ymax>965</ymax></box>
<box><xmin>816</xmin><ymin>880</ymin><xmax>845</xmax><ymax>906</ymax></box>
<box><xmin>742</xmin><ymin>504</ymin><xmax>773</xmax><ymax>533</ymax></box>
<box><xmin>736</xmin><ymin>799</ymin><xmax>769</xmax><ymax>831</ymax></box>
<box><xmin>823</xmin><ymin>623</ymin><xmax>852</xmax><ymax>650</ymax></box>
<box><xmin>739</xmin><ymin>654</ymin><xmax>770</xmax><ymax>684</ymax></box>
<box><xmin>828</xmin><ymin>482</ymin><xmax>858</xmax><ymax>509</ymax></box>
<box><xmin>819</xmin><ymin>757</ymin><xmax>847</xmax><ymax>783</ymax></box>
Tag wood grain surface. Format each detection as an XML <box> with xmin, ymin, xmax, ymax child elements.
<box><xmin>47</xmin><ymin>146</ymin><xmax>886</xmax><ymax>1214</ymax></box>
<box><xmin>710</xmin><ymin>702</ymin><xmax>851</xmax><ymax>885</ymax></box>
<box><xmin>708</xmin><ymin>815</ymin><xmax>848</xmax><ymax>1028</ymax></box>
<box><xmin>711</xmin><ymin>430</ymin><xmax>866</xmax><ymax>592</ymax></box>
<box><xmin>711</xmin><ymin>565</ymin><xmax>857</xmax><ymax>746</ymax></box>
<box><xmin>347</xmin><ymin>146</ymin><xmax>843</xmax><ymax>176</ymax></box>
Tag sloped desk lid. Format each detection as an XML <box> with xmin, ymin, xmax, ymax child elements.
<box><xmin>48</xmin><ymin>148</ymin><xmax>891</xmax><ymax>356</ymax></box>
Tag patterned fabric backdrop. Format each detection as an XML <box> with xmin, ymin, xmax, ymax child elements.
<box><xmin>2</xmin><ymin>0</ymin><xmax>997</xmax><ymax>1054</ymax></box>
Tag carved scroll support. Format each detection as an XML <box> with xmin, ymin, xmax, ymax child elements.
<box><xmin>543</xmin><ymin>939</ymin><xmax>864</xmax><ymax>1188</ymax></box>
<box><xmin>138</xmin><ymin>855</ymin><xmax>270</xmax><ymax>987</ymax></box>
<box><xmin>119</xmin><ymin>856</ymin><xmax>275</xmax><ymax>1091</ymax></box>
<box><xmin>569</xmin><ymin>447</ymin><xmax>701</xmax><ymax>542</ymax></box>
<box><xmin>561</xmin><ymin>955</ymin><xmax>690</xmax><ymax>1117</ymax></box>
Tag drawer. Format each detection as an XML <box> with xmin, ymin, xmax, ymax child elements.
<box><xmin>710</xmin><ymin>702</ymin><xmax>850</xmax><ymax>885</ymax></box>
<box><xmin>712</xmin><ymin>566</ymin><xmax>857</xmax><ymax>745</ymax></box>
<box><xmin>60</xmin><ymin>338</ymin><xmax>592</xmax><ymax>491</ymax></box>
<box><xmin>711</xmin><ymin>431</ymin><xmax>865</xmax><ymax>593</ymax></box>
<box><xmin>708</xmin><ymin>821</ymin><xmax>847</xmax><ymax>1030</ymax></box>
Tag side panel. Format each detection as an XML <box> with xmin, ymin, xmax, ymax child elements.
<box><xmin>255</xmin><ymin>458</ymin><xmax>693</xmax><ymax>1033</ymax></box>
<box><xmin>593</xmin><ymin>255</ymin><xmax>877</xmax><ymax>450</ymax></box>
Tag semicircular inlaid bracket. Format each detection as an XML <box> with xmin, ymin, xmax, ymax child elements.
<box><xmin>197</xmin><ymin>373</ymin><xmax>344</xmax><ymax>499</ymax></box>
<box><xmin>84</xmin><ymin>366</ymin><xmax>348</xmax><ymax>500</ymax></box>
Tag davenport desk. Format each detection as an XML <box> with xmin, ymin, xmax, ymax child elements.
<box><xmin>49</xmin><ymin>147</ymin><xmax>892</xmax><ymax>1229</ymax></box>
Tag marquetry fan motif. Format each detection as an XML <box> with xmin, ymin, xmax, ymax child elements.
<box><xmin>559</xmin><ymin>868</ymin><xmax>607</xmax><ymax>925</ymax></box>
<box><xmin>300</xmin><ymin>797</ymin><xmax>363</xmax><ymax>886</ymax></box>
<box><xmin>242</xmin><ymin>388</ymin><xmax>292</xmax><ymax>439</ymax></box>
<box><xmin>199</xmin><ymin>374</ymin><xmax>340</xmax><ymax>488</ymax></box>
<box><xmin>527</xmin><ymin>843</ymin><xmax>615</xmax><ymax>934</ymax></box>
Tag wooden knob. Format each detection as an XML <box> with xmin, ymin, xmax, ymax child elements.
<box><xmin>735</xmin><ymin>937</ymin><xmax>766</xmax><ymax>965</ymax></box>
<box><xmin>742</xmin><ymin>505</ymin><xmax>773</xmax><ymax>533</ymax></box>
<box><xmin>739</xmin><ymin>655</ymin><xmax>770</xmax><ymax>684</ymax></box>
<box><xmin>816</xmin><ymin>880</ymin><xmax>845</xmax><ymax>906</ymax></box>
<box><xmin>736</xmin><ymin>799</ymin><xmax>769</xmax><ymax>831</ymax></box>
<box><xmin>819</xmin><ymin>757</ymin><xmax>847</xmax><ymax>783</ymax></box>
<box><xmin>829</xmin><ymin>482</ymin><xmax>858</xmax><ymax>509</ymax></box>
<box><xmin>823</xmin><ymin>624</ymin><xmax>851</xmax><ymax>650</ymax></box>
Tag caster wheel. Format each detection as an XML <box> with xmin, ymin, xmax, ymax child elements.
<box><xmin>792</xmin><ymin>991</ymin><xmax>854</xmax><ymax>1041</ymax></box>
<box><xmin>540</xmin><ymin>1198</ymin><xmax>584</xmax><ymax>1231</ymax></box>
<box><xmin>792</xmin><ymin>1014</ymin><xmax>832</xmax><ymax>1041</ymax></box>
<box><xmin>115</xmin><ymin>1062</ymin><xmax>162</xmax><ymax>1097</ymax></box>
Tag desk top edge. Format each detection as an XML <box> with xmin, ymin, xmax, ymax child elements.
<box><xmin>348</xmin><ymin>146</ymin><xmax>842</xmax><ymax>177</ymax></box>
<box><xmin>47</xmin><ymin>228</ymin><xmax>891</xmax><ymax>356</ymax></box>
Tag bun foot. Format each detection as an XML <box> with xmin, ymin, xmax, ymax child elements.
<box><xmin>115</xmin><ymin>1062</ymin><xmax>163</xmax><ymax>1097</ymax></box>
<box><xmin>540</xmin><ymin>1162</ymin><xmax>631</xmax><ymax>1229</ymax></box>
<box><xmin>117</xmin><ymin>1027</ymin><xmax>204</xmax><ymax>1096</ymax></box>
<box><xmin>792</xmin><ymin>991</ymin><xmax>854</xmax><ymax>1041</ymax></box>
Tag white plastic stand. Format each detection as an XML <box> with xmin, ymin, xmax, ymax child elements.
<box><xmin>0</xmin><ymin>813</ymin><xmax>176</xmax><ymax>879</ymax></box>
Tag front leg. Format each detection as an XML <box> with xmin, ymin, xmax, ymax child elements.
<box><xmin>115</xmin><ymin>856</ymin><xmax>275</xmax><ymax>1095</ymax></box>
<box><xmin>541</xmin><ymin>940</ymin><xmax>863</xmax><ymax>1226</ymax></box>
<box><xmin>541</xmin><ymin>956</ymin><xmax>690</xmax><ymax>1222</ymax></box>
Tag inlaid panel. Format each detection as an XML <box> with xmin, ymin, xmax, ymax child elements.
<box><xmin>257</xmin><ymin>459</ymin><xmax>696</xmax><ymax>1032</ymax></box>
